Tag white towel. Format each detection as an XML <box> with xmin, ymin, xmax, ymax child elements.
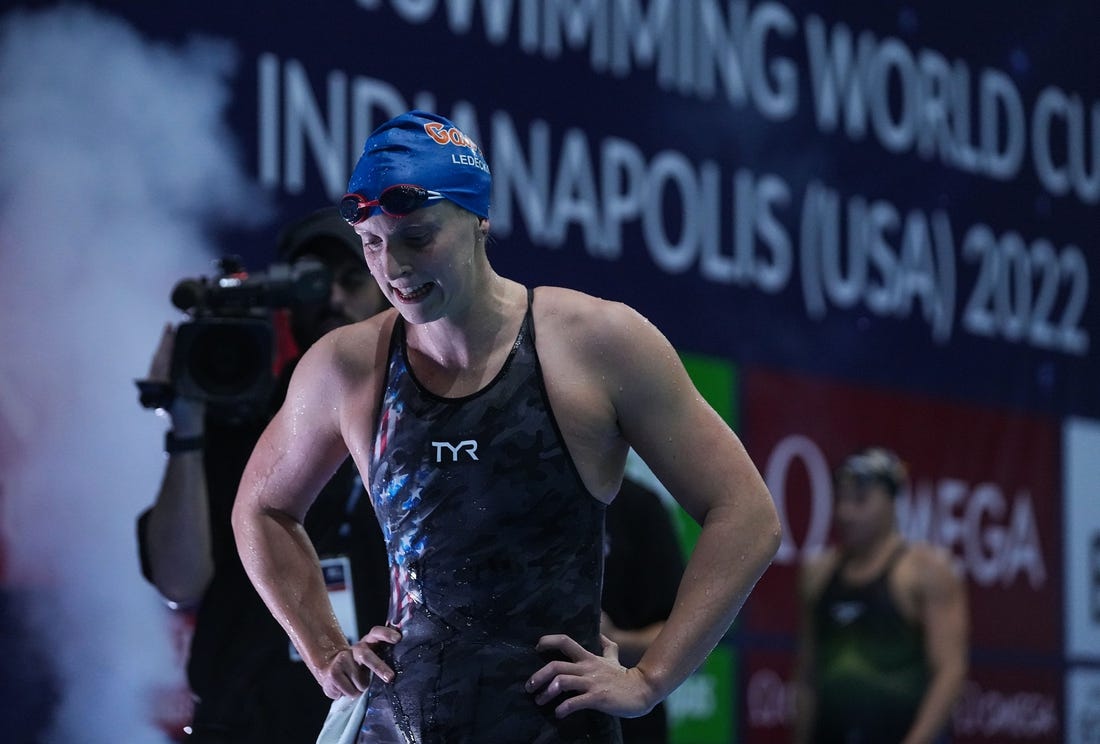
<box><xmin>315</xmin><ymin>691</ymin><xmax>368</xmax><ymax>744</ymax></box>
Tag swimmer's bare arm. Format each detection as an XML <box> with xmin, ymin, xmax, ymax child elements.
<box><xmin>901</xmin><ymin>547</ymin><xmax>969</xmax><ymax>744</ymax></box>
<box><xmin>529</xmin><ymin>298</ymin><xmax>781</xmax><ymax>718</ymax></box>
<box><xmin>231</xmin><ymin>331</ymin><xmax>399</xmax><ymax>698</ymax></box>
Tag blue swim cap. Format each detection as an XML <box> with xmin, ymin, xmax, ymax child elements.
<box><xmin>347</xmin><ymin>110</ymin><xmax>491</xmax><ymax>219</ymax></box>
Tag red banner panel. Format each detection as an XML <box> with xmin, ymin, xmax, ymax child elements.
<box><xmin>741</xmin><ymin>368</ymin><xmax>1061</xmax><ymax>653</ymax></box>
<box><xmin>739</xmin><ymin>651</ymin><xmax>1062</xmax><ymax>743</ymax></box>
<box><xmin>742</xmin><ymin>650</ymin><xmax>797</xmax><ymax>744</ymax></box>
<box><xmin>952</xmin><ymin>665</ymin><xmax>1062</xmax><ymax>743</ymax></box>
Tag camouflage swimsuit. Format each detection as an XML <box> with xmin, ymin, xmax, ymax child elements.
<box><xmin>362</xmin><ymin>290</ymin><xmax>621</xmax><ymax>744</ymax></box>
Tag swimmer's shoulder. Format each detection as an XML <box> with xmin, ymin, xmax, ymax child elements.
<box><xmin>531</xmin><ymin>285</ymin><xmax>659</xmax><ymax>347</ymax></box>
<box><xmin>305</xmin><ymin>308</ymin><xmax>399</xmax><ymax>388</ymax></box>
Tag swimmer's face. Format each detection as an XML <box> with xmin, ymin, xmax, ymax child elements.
<box><xmin>832</xmin><ymin>475</ymin><xmax>895</xmax><ymax>550</ymax></box>
<box><xmin>353</xmin><ymin>201</ymin><xmax>489</xmax><ymax>325</ymax></box>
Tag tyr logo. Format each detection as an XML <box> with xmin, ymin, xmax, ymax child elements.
<box><xmin>432</xmin><ymin>440</ymin><xmax>479</xmax><ymax>463</ymax></box>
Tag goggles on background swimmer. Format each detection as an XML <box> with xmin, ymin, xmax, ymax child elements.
<box><xmin>339</xmin><ymin>184</ymin><xmax>445</xmax><ymax>225</ymax></box>
<box><xmin>835</xmin><ymin>448</ymin><xmax>907</xmax><ymax>497</ymax></box>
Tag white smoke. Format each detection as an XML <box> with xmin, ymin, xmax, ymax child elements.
<box><xmin>0</xmin><ymin>5</ymin><xmax>269</xmax><ymax>742</ymax></box>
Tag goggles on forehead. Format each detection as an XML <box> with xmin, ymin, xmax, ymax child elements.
<box><xmin>339</xmin><ymin>184</ymin><xmax>444</xmax><ymax>225</ymax></box>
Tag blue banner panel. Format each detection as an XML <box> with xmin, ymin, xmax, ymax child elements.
<box><xmin>73</xmin><ymin>0</ymin><xmax>1099</xmax><ymax>419</ymax></box>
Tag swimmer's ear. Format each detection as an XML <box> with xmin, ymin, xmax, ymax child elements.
<box><xmin>476</xmin><ymin>217</ymin><xmax>491</xmax><ymax>244</ymax></box>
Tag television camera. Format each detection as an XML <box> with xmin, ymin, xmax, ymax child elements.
<box><xmin>138</xmin><ymin>256</ymin><xmax>330</xmax><ymax>422</ymax></box>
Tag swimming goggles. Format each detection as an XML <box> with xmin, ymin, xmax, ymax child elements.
<box><xmin>339</xmin><ymin>184</ymin><xmax>444</xmax><ymax>225</ymax></box>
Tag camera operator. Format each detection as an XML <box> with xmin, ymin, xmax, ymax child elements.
<box><xmin>137</xmin><ymin>207</ymin><xmax>390</xmax><ymax>743</ymax></box>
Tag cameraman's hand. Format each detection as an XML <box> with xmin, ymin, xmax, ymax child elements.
<box><xmin>148</xmin><ymin>323</ymin><xmax>204</xmax><ymax>433</ymax></box>
<box><xmin>148</xmin><ymin>323</ymin><xmax>176</xmax><ymax>383</ymax></box>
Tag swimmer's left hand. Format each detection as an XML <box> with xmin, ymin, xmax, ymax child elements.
<box><xmin>528</xmin><ymin>633</ymin><xmax>658</xmax><ymax>719</ymax></box>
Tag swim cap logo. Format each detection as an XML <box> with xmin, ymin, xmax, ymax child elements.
<box><xmin>424</xmin><ymin>122</ymin><xmax>481</xmax><ymax>155</ymax></box>
<box><xmin>423</xmin><ymin>121</ymin><xmax>490</xmax><ymax>174</ymax></box>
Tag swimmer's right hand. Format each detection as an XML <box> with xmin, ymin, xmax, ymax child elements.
<box><xmin>318</xmin><ymin>625</ymin><xmax>402</xmax><ymax>698</ymax></box>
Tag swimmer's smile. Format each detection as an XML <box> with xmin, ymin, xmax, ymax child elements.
<box><xmin>392</xmin><ymin>282</ymin><xmax>435</xmax><ymax>303</ymax></box>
